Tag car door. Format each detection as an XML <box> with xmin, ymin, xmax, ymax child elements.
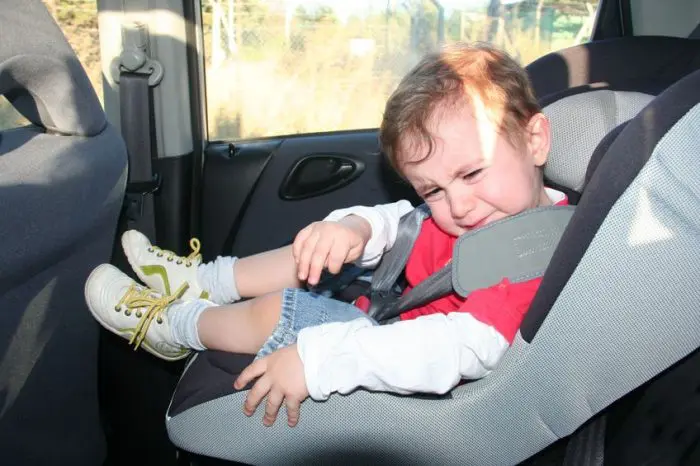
<box><xmin>199</xmin><ymin>132</ymin><xmax>417</xmax><ymax>260</ymax></box>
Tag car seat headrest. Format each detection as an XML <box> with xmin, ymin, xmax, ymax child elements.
<box><xmin>583</xmin><ymin>120</ymin><xmax>629</xmax><ymax>187</ymax></box>
<box><xmin>0</xmin><ymin>0</ymin><xmax>105</xmax><ymax>136</ymax></box>
<box><xmin>542</xmin><ymin>87</ymin><xmax>653</xmax><ymax>193</ymax></box>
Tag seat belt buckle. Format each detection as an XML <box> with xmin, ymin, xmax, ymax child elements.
<box><xmin>125</xmin><ymin>173</ymin><xmax>161</xmax><ymax>219</ymax></box>
<box><xmin>366</xmin><ymin>289</ymin><xmax>402</xmax><ymax>323</ymax></box>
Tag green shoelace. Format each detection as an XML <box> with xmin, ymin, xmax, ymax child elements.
<box><xmin>116</xmin><ymin>282</ymin><xmax>189</xmax><ymax>350</ymax></box>
<box><xmin>147</xmin><ymin>237</ymin><xmax>202</xmax><ymax>267</ymax></box>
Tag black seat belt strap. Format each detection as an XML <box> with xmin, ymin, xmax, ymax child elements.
<box><xmin>369</xmin><ymin>203</ymin><xmax>431</xmax><ymax>291</ymax></box>
<box><xmin>113</xmin><ymin>21</ymin><xmax>165</xmax><ymax>243</ymax></box>
<box><xmin>368</xmin><ymin>262</ymin><xmax>453</xmax><ymax>322</ymax></box>
<box><xmin>366</xmin><ymin>204</ymin><xmax>430</xmax><ymax>321</ymax></box>
<box><xmin>120</xmin><ymin>72</ymin><xmax>159</xmax><ymax>241</ymax></box>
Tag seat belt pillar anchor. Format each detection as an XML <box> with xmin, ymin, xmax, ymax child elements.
<box><xmin>110</xmin><ymin>22</ymin><xmax>164</xmax><ymax>87</ymax></box>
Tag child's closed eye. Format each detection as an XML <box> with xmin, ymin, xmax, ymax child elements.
<box><xmin>423</xmin><ymin>187</ymin><xmax>443</xmax><ymax>200</ymax></box>
<box><xmin>462</xmin><ymin>168</ymin><xmax>484</xmax><ymax>182</ymax></box>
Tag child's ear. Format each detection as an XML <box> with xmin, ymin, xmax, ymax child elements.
<box><xmin>526</xmin><ymin>113</ymin><xmax>551</xmax><ymax>167</ymax></box>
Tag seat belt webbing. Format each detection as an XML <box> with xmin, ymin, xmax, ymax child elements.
<box><xmin>120</xmin><ymin>72</ymin><xmax>158</xmax><ymax>242</ymax></box>
<box><xmin>366</xmin><ymin>204</ymin><xmax>435</xmax><ymax>322</ymax></box>
<box><xmin>369</xmin><ymin>204</ymin><xmax>431</xmax><ymax>292</ymax></box>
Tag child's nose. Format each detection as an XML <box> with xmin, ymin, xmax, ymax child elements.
<box><xmin>448</xmin><ymin>188</ymin><xmax>475</xmax><ymax>219</ymax></box>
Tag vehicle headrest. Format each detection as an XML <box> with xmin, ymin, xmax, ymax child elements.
<box><xmin>542</xmin><ymin>87</ymin><xmax>653</xmax><ymax>194</ymax></box>
<box><xmin>0</xmin><ymin>0</ymin><xmax>106</xmax><ymax>136</ymax></box>
<box><xmin>529</xmin><ymin>36</ymin><xmax>700</xmax><ymax>98</ymax></box>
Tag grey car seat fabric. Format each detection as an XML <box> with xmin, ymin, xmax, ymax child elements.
<box><xmin>0</xmin><ymin>1</ymin><xmax>127</xmax><ymax>465</ymax></box>
<box><xmin>166</xmin><ymin>60</ymin><xmax>700</xmax><ymax>466</ymax></box>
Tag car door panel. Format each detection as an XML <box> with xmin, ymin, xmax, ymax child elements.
<box><xmin>200</xmin><ymin>130</ymin><xmax>419</xmax><ymax>260</ymax></box>
<box><xmin>199</xmin><ymin>140</ymin><xmax>278</xmax><ymax>260</ymax></box>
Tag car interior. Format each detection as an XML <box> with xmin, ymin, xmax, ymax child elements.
<box><xmin>0</xmin><ymin>0</ymin><xmax>699</xmax><ymax>465</ymax></box>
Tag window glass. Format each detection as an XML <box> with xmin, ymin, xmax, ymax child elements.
<box><xmin>203</xmin><ymin>0</ymin><xmax>600</xmax><ymax>141</ymax></box>
<box><xmin>0</xmin><ymin>97</ymin><xmax>28</xmax><ymax>130</ymax></box>
<box><xmin>0</xmin><ymin>0</ymin><xmax>101</xmax><ymax>130</ymax></box>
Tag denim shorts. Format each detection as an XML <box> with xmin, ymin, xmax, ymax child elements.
<box><xmin>257</xmin><ymin>288</ymin><xmax>376</xmax><ymax>358</ymax></box>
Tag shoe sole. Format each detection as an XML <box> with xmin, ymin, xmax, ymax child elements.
<box><xmin>85</xmin><ymin>264</ymin><xmax>190</xmax><ymax>362</ymax></box>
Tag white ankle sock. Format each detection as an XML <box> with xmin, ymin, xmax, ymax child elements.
<box><xmin>196</xmin><ymin>256</ymin><xmax>241</xmax><ymax>304</ymax></box>
<box><xmin>168</xmin><ymin>299</ymin><xmax>212</xmax><ymax>351</ymax></box>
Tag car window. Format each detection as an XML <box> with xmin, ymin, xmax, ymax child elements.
<box><xmin>202</xmin><ymin>0</ymin><xmax>601</xmax><ymax>141</ymax></box>
<box><xmin>0</xmin><ymin>0</ymin><xmax>101</xmax><ymax>130</ymax></box>
<box><xmin>0</xmin><ymin>97</ymin><xmax>28</xmax><ymax>130</ymax></box>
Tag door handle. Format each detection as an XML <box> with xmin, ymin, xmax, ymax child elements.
<box><xmin>279</xmin><ymin>154</ymin><xmax>365</xmax><ymax>200</ymax></box>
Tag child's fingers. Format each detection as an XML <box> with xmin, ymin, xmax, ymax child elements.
<box><xmin>325</xmin><ymin>242</ymin><xmax>349</xmax><ymax>274</ymax></box>
<box><xmin>296</xmin><ymin>231</ymin><xmax>321</xmax><ymax>281</ymax></box>
<box><xmin>292</xmin><ymin>225</ymin><xmax>313</xmax><ymax>263</ymax></box>
<box><xmin>243</xmin><ymin>375</ymin><xmax>271</xmax><ymax>417</ymax></box>
<box><xmin>285</xmin><ymin>398</ymin><xmax>302</xmax><ymax>427</ymax></box>
<box><xmin>262</xmin><ymin>390</ymin><xmax>284</xmax><ymax>427</ymax></box>
<box><xmin>235</xmin><ymin>358</ymin><xmax>266</xmax><ymax>391</ymax></box>
<box><xmin>307</xmin><ymin>236</ymin><xmax>334</xmax><ymax>286</ymax></box>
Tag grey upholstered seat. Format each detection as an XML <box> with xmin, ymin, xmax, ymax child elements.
<box><xmin>0</xmin><ymin>1</ymin><xmax>127</xmax><ymax>464</ymax></box>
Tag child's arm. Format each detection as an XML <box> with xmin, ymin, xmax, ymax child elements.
<box><xmin>231</xmin><ymin>314</ymin><xmax>504</xmax><ymax>427</ymax></box>
<box><xmin>233</xmin><ymin>280</ymin><xmax>532</xmax><ymax>426</ymax></box>
<box><xmin>296</xmin><ymin>313</ymin><xmax>509</xmax><ymax>400</ymax></box>
<box><xmin>292</xmin><ymin>200</ymin><xmax>415</xmax><ymax>286</ymax></box>
<box><xmin>323</xmin><ymin>200</ymin><xmax>414</xmax><ymax>268</ymax></box>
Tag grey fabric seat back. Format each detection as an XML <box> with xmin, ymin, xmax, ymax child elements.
<box><xmin>165</xmin><ymin>38</ymin><xmax>700</xmax><ymax>465</ymax></box>
<box><xmin>0</xmin><ymin>2</ymin><xmax>127</xmax><ymax>465</ymax></box>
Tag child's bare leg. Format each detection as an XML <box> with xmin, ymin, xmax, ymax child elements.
<box><xmin>234</xmin><ymin>246</ymin><xmax>301</xmax><ymax>298</ymax></box>
<box><xmin>121</xmin><ymin>231</ymin><xmax>302</xmax><ymax>305</ymax></box>
<box><xmin>85</xmin><ymin>264</ymin><xmax>286</xmax><ymax>360</ymax></box>
<box><xmin>86</xmin><ymin>264</ymin><xmax>370</xmax><ymax>362</ymax></box>
<box><xmin>197</xmin><ymin>292</ymin><xmax>283</xmax><ymax>354</ymax></box>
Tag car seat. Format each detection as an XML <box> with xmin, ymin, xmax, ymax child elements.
<box><xmin>0</xmin><ymin>1</ymin><xmax>128</xmax><ymax>464</ymax></box>
<box><xmin>166</xmin><ymin>40</ymin><xmax>700</xmax><ymax>464</ymax></box>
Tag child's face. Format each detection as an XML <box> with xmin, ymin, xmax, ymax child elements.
<box><xmin>400</xmin><ymin>102</ymin><xmax>551</xmax><ymax>237</ymax></box>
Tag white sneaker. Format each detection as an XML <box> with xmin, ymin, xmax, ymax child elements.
<box><xmin>85</xmin><ymin>263</ymin><xmax>191</xmax><ymax>361</ymax></box>
<box><xmin>122</xmin><ymin>230</ymin><xmax>208</xmax><ymax>302</ymax></box>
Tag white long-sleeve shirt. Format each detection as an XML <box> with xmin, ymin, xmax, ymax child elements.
<box><xmin>297</xmin><ymin>312</ymin><xmax>508</xmax><ymax>400</ymax></box>
<box><xmin>297</xmin><ymin>190</ymin><xmax>564</xmax><ymax>401</ymax></box>
<box><xmin>294</xmin><ymin>200</ymin><xmax>507</xmax><ymax>400</ymax></box>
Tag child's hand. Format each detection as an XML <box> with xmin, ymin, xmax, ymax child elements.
<box><xmin>234</xmin><ymin>344</ymin><xmax>310</xmax><ymax>427</ymax></box>
<box><xmin>292</xmin><ymin>215</ymin><xmax>371</xmax><ymax>286</ymax></box>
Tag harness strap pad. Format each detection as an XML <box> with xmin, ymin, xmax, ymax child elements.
<box><xmin>452</xmin><ymin>206</ymin><xmax>576</xmax><ymax>297</ymax></box>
